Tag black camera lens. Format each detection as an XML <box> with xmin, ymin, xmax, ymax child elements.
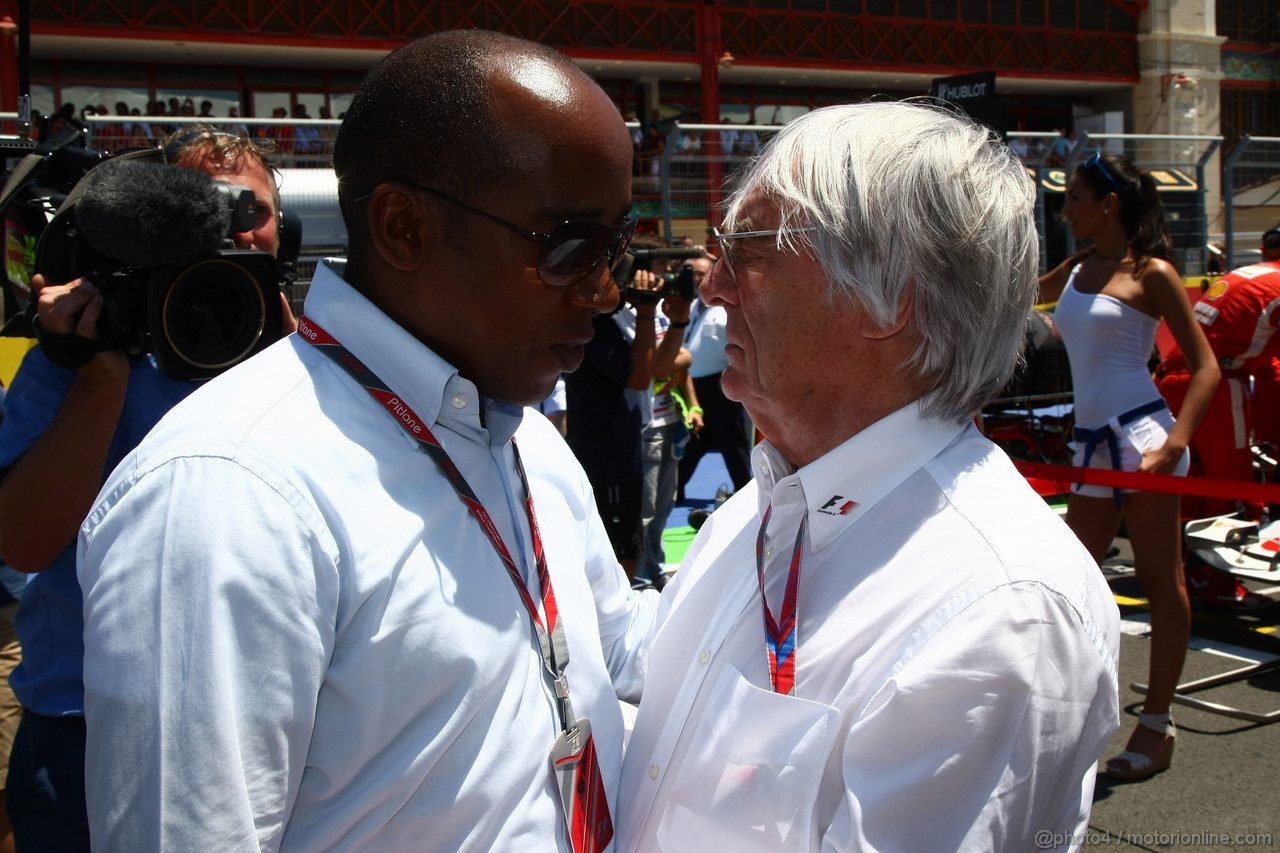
<box><xmin>158</xmin><ymin>258</ymin><xmax>266</xmax><ymax>370</ymax></box>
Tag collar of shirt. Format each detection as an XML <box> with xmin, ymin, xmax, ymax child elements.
<box><xmin>305</xmin><ymin>259</ymin><xmax>521</xmax><ymax>447</ymax></box>
<box><xmin>751</xmin><ymin>403</ymin><xmax>968</xmax><ymax>552</ymax></box>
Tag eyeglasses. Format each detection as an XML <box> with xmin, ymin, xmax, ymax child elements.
<box><xmin>1082</xmin><ymin>151</ymin><xmax>1122</xmax><ymax>195</ymax></box>
<box><xmin>711</xmin><ymin>226</ymin><xmax>818</xmax><ymax>283</ymax></box>
<box><xmin>356</xmin><ymin>180</ymin><xmax>637</xmax><ymax>287</ymax></box>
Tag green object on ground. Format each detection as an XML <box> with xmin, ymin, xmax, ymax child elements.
<box><xmin>661</xmin><ymin>526</ymin><xmax>698</xmax><ymax>570</ymax></box>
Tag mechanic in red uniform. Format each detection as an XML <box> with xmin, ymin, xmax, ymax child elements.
<box><xmin>1159</xmin><ymin>227</ymin><xmax>1280</xmax><ymax>608</ymax></box>
<box><xmin>1159</xmin><ymin>226</ymin><xmax>1280</xmax><ymax>519</ymax></box>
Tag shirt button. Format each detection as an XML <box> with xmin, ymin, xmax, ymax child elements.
<box><xmin>647</xmin><ymin>763</ymin><xmax>660</xmax><ymax>779</ymax></box>
<box><xmin>698</xmin><ymin>649</ymin><xmax>710</xmax><ymax>664</ymax></box>
<box><xmin>451</xmin><ymin>394</ymin><xmax>467</xmax><ymax>409</ymax></box>
<box><xmin>764</xmin><ymin>548</ymin><xmax>773</xmax><ymax>560</ymax></box>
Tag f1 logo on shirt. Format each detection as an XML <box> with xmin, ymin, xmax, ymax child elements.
<box><xmin>818</xmin><ymin>495</ymin><xmax>857</xmax><ymax>516</ymax></box>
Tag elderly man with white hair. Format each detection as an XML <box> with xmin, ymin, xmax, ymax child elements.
<box><xmin>616</xmin><ymin>101</ymin><xmax>1121</xmax><ymax>852</ymax></box>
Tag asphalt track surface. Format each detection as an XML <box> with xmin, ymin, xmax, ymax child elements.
<box><xmin>674</xmin><ymin>453</ymin><xmax>1280</xmax><ymax>852</ymax></box>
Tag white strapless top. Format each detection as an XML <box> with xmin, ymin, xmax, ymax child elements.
<box><xmin>1053</xmin><ymin>265</ymin><xmax>1161</xmax><ymax>427</ymax></box>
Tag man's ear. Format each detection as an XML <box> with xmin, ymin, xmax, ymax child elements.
<box><xmin>366</xmin><ymin>185</ymin><xmax>428</xmax><ymax>272</ymax></box>
<box><xmin>860</xmin><ymin>283</ymin><xmax>914</xmax><ymax>340</ymax></box>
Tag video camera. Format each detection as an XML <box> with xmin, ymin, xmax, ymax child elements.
<box><xmin>615</xmin><ymin>247</ymin><xmax>707</xmax><ymax>306</ymax></box>
<box><xmin>1</xmin><ymin>132</ymin><xmax>301</xmax><ymax>381</ymax></box>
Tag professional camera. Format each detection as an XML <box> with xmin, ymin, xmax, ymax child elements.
<box><xmin>1</xmin><ymin>134</ymin><xmax>298</xmax><ymax>381</ymax></box>
<box><xmin>615</xmin><ymin>247</ymin><xmax>706</xmax><ymax>306</ymax></box>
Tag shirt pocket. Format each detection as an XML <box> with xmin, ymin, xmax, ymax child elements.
<box><xmin>655</xmin><ymin>663</ymin><xmax>840</xmax><ymax>853</ymax></box>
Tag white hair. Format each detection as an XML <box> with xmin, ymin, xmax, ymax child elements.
<box><xmin>724</xmin><ymin>100</ymin><xmax>1039</xmax><ymax>421</ymax></box>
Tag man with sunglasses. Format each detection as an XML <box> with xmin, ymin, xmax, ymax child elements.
<box><xmin>616</xmin><ymin>102</ymin><xmax>1119</xmax><ymax>851</ymax></box>
<box><xmin>77</xmin><ymin>31</ymin><xmax>655</xmax><ymax>852</ymax></box>
<box><xmin>0</xmin><ymin>128</ymin><xmax>289</xmax><ymax>852</ymax></box>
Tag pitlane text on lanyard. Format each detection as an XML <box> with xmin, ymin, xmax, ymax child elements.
<box><xmin>298</xmin><ymin>315</ymin><xmax>613</xmax><ymax>853</ymax></box>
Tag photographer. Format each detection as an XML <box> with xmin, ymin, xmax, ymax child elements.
<box><xmin>0</xmin><ymin>129</ymin><xmax>292</xmax><ymax>852</ymax></box>
<box><xmin>565</xmin><ymin>237</ymin><xmax>690</xmax><ymax>581</ymax></box>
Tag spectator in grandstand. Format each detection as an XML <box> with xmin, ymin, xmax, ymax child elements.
<box><xmin>1047</xmin><ymin>127</ymin><xmax>1073</xmax><ymax>166</ymax></box>
<box><xmin>292</xmin><ymin>103</ymin><xmax>320</xmax><ymax>160</ymax></box>
<box><xmin>718</xmin><ymin>116</ymin><xmax>739</xmax><ymax>154</ymax></box>
<box><xmin>76</xmin><ymin>30</ymin><xmax>653</xmax><ymax>851</ymax></box>
<box><xmin>638</xmin><ymin>108</ymin><xmax>664</xmax><ymax>179</ymax></box>
<box><xmin>198</xmin><ymin>99</ymin><xmax>215</xmax><ymax>118</ymax></box>
<box><xmin>128</xmin><ymin>108</ymin><xmax>153</xmax><ymax>146</ymax></box>
<box><xmin>678</xmin><ymin>252</ymin><xmax>755</xmax><ymax>502</ymax></box>
<box><xmin>267</xmin><ymin>106</ymin><xmax>294</xmax><ymax>153</ymax></box>
<box><xmin>617</xmin><ymin>100</ymin><xmax>1120</xmax><ymax>850</ymax></box>
<box><xmin>1039</xmin><ymin>151</ymin><xmax>1218</xmax><ymax>782</ymax></box>
<box><xmin>226</xmin><ymin>106</ymin><xmax>250</xmax><ymax>138</ymax></box>
<box><xmin>317</xmin><ymin>105</ymin><xmax>338</xmax><ymax>153</ymax></box>
<box><xmin>0</xmin><ymin>129</ymin><xmax>290</xmax><ymax>852</ymax></box>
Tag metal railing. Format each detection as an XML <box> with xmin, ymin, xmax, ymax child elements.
<box><xmin>1223</xmin><ymin>136</ymin><xmax>1280</xmax><ymax>270</ymax></box>
<box><xmin>2</xmin><ymin>114</ymin><xmax>1265</xmax><ymax>281</ymax></box>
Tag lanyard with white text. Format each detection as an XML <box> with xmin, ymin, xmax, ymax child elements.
<box><xmin>755</xmin><ymin>504</ymin><xmax>806</xmax><ymax>695</ymax></box>
<box><xmin>296</xmin><ymin>315</ymin><xmax>577</xmax><ymax>733</ymax></box>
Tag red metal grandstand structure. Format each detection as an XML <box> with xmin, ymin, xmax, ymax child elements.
<box><xmin>5</xmin><ymin>0</ymin><xmax>1146</xmax><ymax>126</ymax></box>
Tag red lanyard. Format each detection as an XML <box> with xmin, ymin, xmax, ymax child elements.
<box><xmin>297</xmin><ymin>315</ymin><xmax>577</xmax><ymax>734</ymax></box>
<box><xmin>755</xmin><ymin>504</ymin><xmax>806</xmax><ymax>695</ymax></box>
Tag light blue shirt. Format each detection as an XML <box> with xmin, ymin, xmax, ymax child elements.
<box><xmin>79</xmin><ymin>260</ymin><xmax>656</xmax><ymax>851</ymax></box>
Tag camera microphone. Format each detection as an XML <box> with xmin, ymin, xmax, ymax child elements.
<box><xmin>74</xmin><ymin>159</ymin><xmax>233</xmax><ymax>267</ymax></box>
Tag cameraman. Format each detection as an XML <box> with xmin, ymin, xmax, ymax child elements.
<box><xmin>565</xmin><ymin>240</ymin><xmax>689</xmax><ymax>580</ymax></box>
<box><xmin>0</xmin><ymin>129</ymin><xmax>292</xmax><ymax>852</ymax></box>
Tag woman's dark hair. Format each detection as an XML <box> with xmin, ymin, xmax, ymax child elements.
<box><xmin>1075</xmin><ymin>152</ymin><xmax>1174</xmax><ymax>275</ymax></box>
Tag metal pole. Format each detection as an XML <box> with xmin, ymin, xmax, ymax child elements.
<box><xmin>1193</xmin><ymin>138</ymin><xmax>1222</xmax><ymax>276</ymax></box>
<box><xmin>1061</xmin><ymin>132</ymin><xmax>1088</xmax><ymax>258</ymax></box>
<box><xmin>17</xmin><ymin>0</ymin><xmax>28</xmax><ymax>136</ymax></box>
<box><xmin>1222</xmin><ymin>135</ymin><xmax>1252</xmax><ymax>270</ymax></box>
<box><xmin>660</xmin><ymin>124</ymin><xmax>675</xmax><ymax>243</ymax></box>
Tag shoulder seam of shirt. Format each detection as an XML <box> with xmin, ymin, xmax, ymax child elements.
<box><xmin>889</xmin><ymin>566</ymin><xmax>1118</xmax><ymax>687</ymax></box>
<box><xmin>83</xmin><ymin>446</ymin><xmax>339</xmax><ymax>560</ymax></box>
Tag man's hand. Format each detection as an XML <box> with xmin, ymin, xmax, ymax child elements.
<box><xmin>33</xmin><ymin>274</ymin><xmax>128</xmax><ymax>383</ymax></box>
<box><xmin>627</xmin><ymin>270</ymin><xmax>662</xmax><ymax>318</ymax></box>
<box><xmin>0</xmin><ymin>276</ymin><xmax>132</xmax><ymax>571</ymax></box>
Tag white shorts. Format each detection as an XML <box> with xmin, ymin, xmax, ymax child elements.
<box><xmin>1070</xmin><ymin>408</ymin><xmax>1190</xmax><ymax>499</ymax></box>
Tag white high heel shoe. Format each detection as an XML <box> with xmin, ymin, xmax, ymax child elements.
<box><xmin>1105</xmin><ymin>711</ymin><xmax>1175</xmax><ymax>781</ymax></box>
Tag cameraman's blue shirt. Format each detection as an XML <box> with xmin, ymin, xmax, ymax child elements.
<box><xmin>0</xmin><ymin>345</ymin><xmax>193</xmax><ymax>716</ymax></box>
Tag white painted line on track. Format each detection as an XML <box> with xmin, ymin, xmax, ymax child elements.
<box><xmin>1120</xmin><ymin>613</ymin><xmax>1279</xmax><ymax>663</ymax></box>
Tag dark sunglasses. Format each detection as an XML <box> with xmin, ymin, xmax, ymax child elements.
<box><xmin>1082</xmin><ymin>151</ymin><xmax>1122</xmax><ymax>195</ymax></box>
<box><xmin>356</xmin><ymin>180</ymin><xmax>637</xmax><ymax>287</ymax></box>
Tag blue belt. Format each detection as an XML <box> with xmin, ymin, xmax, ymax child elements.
<box><xmin>1072</xmin><ymin>398</ymin><xmax>1168</xmax><ymax>506</ymax></box>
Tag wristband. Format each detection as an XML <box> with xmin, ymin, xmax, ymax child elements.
<box><xmin>669</xmin><ymin>321</ymin><xmax>689</xmax><ymax>329</ymax></box>
<box><xmin>689</xmin><ymin>406</ymin><xmax>704</xmax><ymax>415</ymax></box>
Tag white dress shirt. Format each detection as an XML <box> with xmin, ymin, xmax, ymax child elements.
<box><xmin>79</xmin><ymin>260</ymin><xmax>657</xmax><ymax>852</ymax></box>
<box><xmin>617</xmin><ymin>405</ymin><xmax>1120</xmax><ymax>852</ymax></box>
